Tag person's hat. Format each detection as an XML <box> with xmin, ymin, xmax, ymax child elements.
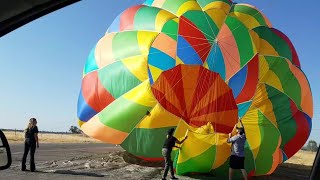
<box><xmin>236</xmin><ymin>126</ymin><xmax>245</xmax><ymax>134</ymax></box>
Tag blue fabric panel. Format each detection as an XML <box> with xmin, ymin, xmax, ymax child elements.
<box><xmin>237</xmin><ymin>101</ymin><xmax>252</xmax><ymax>118</ymax></box>
<box><xmin>177</xmin><ymin>36</ymin><xmax>203</xmax><ymax>65</ymax></box>
<box><xmin>206</xmin><ymin>43</ymin><xmax>226</xmax><ymax>80</ymax></box>
<box><xmin>228</xmin><ymin>65</ymin><xmax>248</xmax><ymax>98</ymax></box>
<box><xmin>77</xmin><ymin>89</ymin><xmax>98</xmax><ymax>122</ymax></box>
<box><xmin>148</xmin><ymin>47</ymin><xmax>176</xmax><ymax>70</ymax></box>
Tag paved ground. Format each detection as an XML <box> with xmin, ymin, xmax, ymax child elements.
<box><xmin>2</xmin><ymin>143</ymin><xmax>121</xmax><ymax>180</ymax></box>
<box><xmin>0</xmin><ymin>143</ymin><xmax>314</xmax><ymax>180</ymax></box>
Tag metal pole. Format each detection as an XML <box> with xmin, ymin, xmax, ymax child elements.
<box><xmin>310</xmin><ymin>146</ymin><xmax>320</xmax><ymax>180</ymax></box>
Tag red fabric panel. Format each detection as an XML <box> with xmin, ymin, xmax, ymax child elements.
<box><xmin>81</xmin><ymin>71</ymin><xmax>115</xmax><ymax>112</ymax></box>
<box><xmin>283</xmin><ymin>100</ymin><xmax>310</xmax><ymax>158</ymax></box>
<box><xmin>235</xmin><ymin>55</ymin><xmax>259</xmax><ymax>104</ymax></box>
<box><xmin>120</xmin><ymin>5</ymin><xmax>144</xmax><ymax>31</ymax></box>
<box><xmin>179</xmin><ymin>16</ymin><xmax>211</xmax><ymax>62</ymax></box>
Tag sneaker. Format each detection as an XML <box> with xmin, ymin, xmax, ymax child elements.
<box><xmin>171</xmin><ymin>177</ymin><xmax>178</xmax><ymax>180</ymax></box>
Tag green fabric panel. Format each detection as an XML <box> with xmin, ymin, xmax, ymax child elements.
<box><xmin>112</xmin><ymin>31</ymin><xmax>140</xmax><ymax>60</ymax></box>
<box><xmin>231</xmin><ymin>5</ymin><xmax>266</xmax><ymax>26</ymax></box>
<box><xmin>121</xmin><ymin>127</ymin><xmax>176</xmax><ymax>158</ymax></box>
<box><xmin>197</xmin><ymin>0</ymin><xmax>231</xmax><ymax>9</ymax></box>
<box><xmin>225</xmin><ymin>16</ymin><xmax>255</xmax><ymax>67</ymax></box>
<box><xmin>98</xmin><ymin>97</ymin><xmax>151</xmax><ymax>133</ymax></box>
<box><xmin>134</xmin><ymin>6</ymin><xmax>160</xmax><ymax>31</ymax></box>
<box><xmin>253</xmin><ymin>27</ymin><xmax>292</xmax><ymax>61</ymax></box>
<box><xmin>212</xmin><ymin>143</ymin><xmax>255</xmax><ymax>178</ymax></box>
<box><xmin>176</xmin><ymin>146</ymin><xmax>216</xmax><ymax>175</ymax></box>
<box><xmin>265</xmin><ymin>84</ymin><xmax>297</xmax><ymax>149</ymax></box>
<box><xmin>254</xmin><ymin>111</ymin><xmax>281</xmax><ymax>175</ymax></box>
<box><xmin>161</xmin><ymin>19</ymin><xmax>178</xmax><ymax>41</ymax></box>
<box><xmin>265</xmin><ymin>56</ymin><xmax>302</xmax><ymax>110</ymax></box>
<box><xmin>183</xmin><ymin>10</ymin><xmax>219</xmax><ymax>41</ymax></box>
<box><xmin>212</xmin><ymin>156</ymin><xmax>229</xmax><ymax>177</ymax></box>
<box><xmin>98</xmin><ymin>61</ymin><xmax>141</xmax><ymax>98</ymax></box>
<box><xmin>162</xmin><ymin>0</ymin><xmax>188</xmax><ymax>15</ymax></box>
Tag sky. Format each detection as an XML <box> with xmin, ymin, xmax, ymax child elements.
<box><xmin>0</xmin><ymin>0</ymin><xmax>319</xmax><ymax>143</ymax></box>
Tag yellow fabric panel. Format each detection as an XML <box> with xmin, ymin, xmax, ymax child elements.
<box><xmin>137</xmin><ymin>31</ymin><xmax>159</xmax><ymax>55</ymax></box>
<box><xmin>203</xmin><ymin>61</ymin><xmax>209</xmax><ymax>69</ymax></box>
<box><xmin>250</xmin><ymin>30</ymin><xmax>260</xmax><ymax>53</ymax></box>
<box><xmin>137</xmin><ymin>104</ymin><xmax>181</xmax><ymax>128</ymax></box>
<box><xmin>81</xmin><ymin>115</ymin><xmax>128</xmax><ymax>144</ymax></box>
<box><xmin>203</xmin><ymin>1</ymin><xmax>231</xmax><ymax>14</ymax></box>
<box><xmin>252</xmin><ymin>84</ymin><xmax>277</xmax><ymax>127</ymax></box>
<box><xmin>123</xmin><ymin>80</ymin><xmax>158</xmax><ymax>107</ymax></box>
<box><xmin>242</xmin><ymin>3</ymin><xmax>272</xmax><ymax>27</ymax></box>
<box><xmin>259</xmin><ymin>56</ymin><xmax>284</xmax><ymax>92</ymax></box>
<box><xmin>212</xmin><ymin>133</ymin><xmax>230</xmax><ymax>169</ymax></box>
<box><xmin>177</xmin><ymin>1</ymin><xmax>202</xmax><ymax>17</ymax></box>
<box><xmin>176</xmin><ymin>56</ymin><xmax>184</xmax><ymax>65</ymax></box>
<box><xmin>174</xmin><ymin>119</ymin><xmax>196</xmax><ymax>139</ymax></box>
<box><xmin>149</xmin><ymin>64</ymin><xmax>163</xmax><ymax>81</ymax></box>
<box><xmin>205</xmin><ymin>8</ymin><xmax>227</xmax><ymax>31</ymax></box>
<box><xmin>259</xmin><ymin>39</ymin><xmax>279</xmax><ymax>56</ymax></box>
<box><xmin>155</xmin><ymin>10</ymin><xmax>177</xmax><ymax>32</ymax></box>
<box><xmin>121</xmin><ymin>55</ymin><xmax>149</xmax><ymax>82</ymax></box>
<box><xmin>78</xmin><ymin>119</ymin><xmax>85</xmax><ymax>127</ymax></box>
<box><xmin>241</xmin><ymin>108</ymin><xmax>261</xmax><ymax>159</ymax></box>
<box><xmin>95</xmin><ymin>33</ymin><xmax>116</xmax><ymax>69</ymax></box>
<box><xmin>230</xmin><ymin>12</ymin><xmax>261</xmax><ymax>30</ymax></box>
<box><xmin>178</xmin><ymin>127</ymin><xmax>217</xmax><ymax>164</ymax></box>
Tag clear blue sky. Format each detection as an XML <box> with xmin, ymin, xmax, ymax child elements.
<box><xmin>0</xmin><ymin>0</ymin><xmax>319</xmax><ymax>143</ymax></box>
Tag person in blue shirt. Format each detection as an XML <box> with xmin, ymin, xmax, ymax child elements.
<box><xmin>227</xmin><ymin>125</ymin><xmax>247</xmax><ymax>180</ymax></box>
<box><xmin>161</xmin><ymin>128</ymin><xmax>187</xmax><ymax>180</ymax></box>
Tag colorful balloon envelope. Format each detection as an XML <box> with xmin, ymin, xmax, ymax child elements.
<box><xmin>77</xmin><ymin>0</ymin><xmax>313</xmax><ymax>177</ymax></box>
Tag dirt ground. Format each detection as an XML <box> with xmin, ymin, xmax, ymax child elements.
<box><xmin>1</xmin><ymin>142</ymin><xmax>316</xmax><ymax>180</ymax></box>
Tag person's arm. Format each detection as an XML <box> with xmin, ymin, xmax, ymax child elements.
<box><xmin>34</xmin><ymin>127</ymin><xmax>39</xmax><ymax>148</ymax></box>
<box><xmin>227</xmin><ymin>134</ymin><xmax>239</xmax><ymax>143</ymax></box>
<box><xmin>176</xmin><ymin>136</ymin><xmax>188</xmax><ymax>144</ymax></box>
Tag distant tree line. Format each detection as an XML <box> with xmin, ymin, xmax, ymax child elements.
<box><xmin>302</xmin><ymin>140</ymin><xmax>319</xmax><ymax>152</ymax></box>
<box><xmin>1</xmin><ymin>128</ymin><xmax>80</xmax><ymax>134</ymax></box>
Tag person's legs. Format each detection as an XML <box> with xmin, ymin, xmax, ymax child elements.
<box><xmin>169</xmin><ymin>158</ymin><xmax>177</xmax><ymax>179</ymax></box>
<box><xmin>241</xmin><ymin>169</ymin><xmax>248</xmax><ymax>180</ymax></box>
<box><xmin>30</xmin><ymin>143</ymin><xmax>36</xmax><ymax>172</ymax></box>
<box><xmin>21</xmin><ymin>141</ymin><xmax>30</xmax><ymax>171</ymax></box>
<box><xmin>162</xmin><ymin>148</ymin><xmax>170</xmax><ymax>179</ymax></box>
<box><xmin>229</xmin><ymin>168</ymin><xmax>234</xmax><ymax>180</ymax></box>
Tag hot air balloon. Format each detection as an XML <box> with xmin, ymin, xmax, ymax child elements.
<box><xmin>77</xmin><ymin>0</ymin><xmax>313</xmax><ymax>177</ymax></box>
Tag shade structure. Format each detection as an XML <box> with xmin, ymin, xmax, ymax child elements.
<box><xmin>77</xmin><ymin>0</ymin><xmax>313</xmax><ymax>177</ymax></box>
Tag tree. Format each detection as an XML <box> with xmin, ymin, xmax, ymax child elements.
<box><xmin>307</xmin><ymin>140</ymin><xmax>318</xmax><ymax>152</ymax></box>
<box><xmin>69</xmin><ymin>125</ymin><xmax>81</xmax><ymax>134</ymax></box>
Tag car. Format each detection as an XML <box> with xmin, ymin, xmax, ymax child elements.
<box><xmin>0</xmin><ymin>130</ymin><xmax>12</xmax><ymax>170</ymax></box>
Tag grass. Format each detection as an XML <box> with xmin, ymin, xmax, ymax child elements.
<box><xmin>3</xmin><ymin>130</ymin><xmax>102</xmax><ymax>144</ymax></box>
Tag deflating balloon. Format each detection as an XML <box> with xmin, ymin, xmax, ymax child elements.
<box><xmin>77</xmin><ymin>0</ymin><xmax>313</xmax><ymax>176</ymax></box>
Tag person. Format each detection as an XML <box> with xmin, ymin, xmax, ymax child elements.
<box><xmin>161</xmin><ymin>128</ymin><xmax>187</xmax><ymax>180</ymax></box>
<box><xmin>21</xmin><ymin>118</ymin><xmax>39</xmax><ymax>172</ymax></box>
<box><xmin>227</xmin><ymin>125</ymin><xmax>247</xmax><ymax>180</ymax></box>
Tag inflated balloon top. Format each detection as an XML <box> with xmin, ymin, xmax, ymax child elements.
<box><xmin>77</xmin><ymin>0</ymin><xmax>313</xmax><ymax>177</ymax></box>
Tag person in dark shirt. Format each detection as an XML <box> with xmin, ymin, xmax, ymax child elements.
<box><xmin>21</xmin><ymin>118</ymin><xmax>39</xmax><ymax>172</ymax></box>
<box><xmin>161</xmin><ymin>128</ymin><xmax>187</xmax><ymax>180</ymax></box>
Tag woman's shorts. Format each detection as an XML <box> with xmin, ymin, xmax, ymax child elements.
<box><xmin>229</xmin><ymin>155</ymin><xmax>245</xmax><ymax>169</ymax></box>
